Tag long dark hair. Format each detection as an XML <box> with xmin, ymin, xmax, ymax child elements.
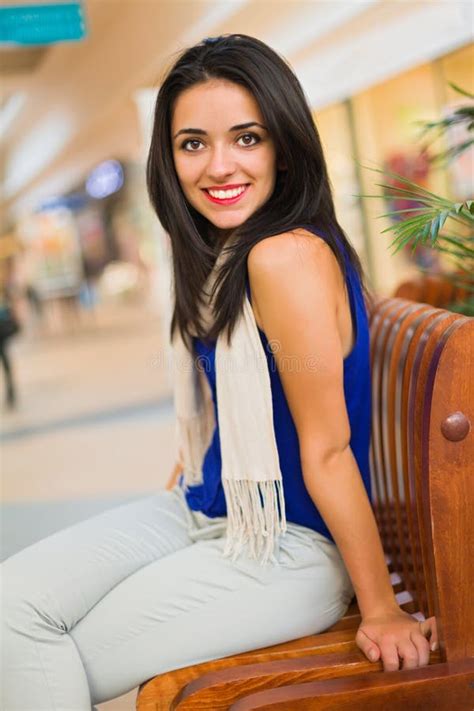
<box><xmin>147</xmin><ymin>33</ymin><xmax>368</xmax><ymax>348</ymax></box>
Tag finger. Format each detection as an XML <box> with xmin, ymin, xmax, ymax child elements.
<box><xmin>410</xmin><ymin>630</ymin><xmax>430</xmax><ymax>667</ymax></box>
<box><xmin>427</xmin><ymin>617</ymin><xmax>439</xmax><ymax>651</ymax></box>
<box><xmin>420</xmin><ymin>616</ymin><xmax>438</xmax><ymax>651</ymax></box>
<box><xmin>355</xmin><ymin>629</ymin><xmax>381</xmax><ymax>663</ymax></box>
<box><xmin>397</xmin><ymin>638</ymin><xmax>420</xmax><ymax>670</ymax></box>
<box><xmin>379</xmin><ymin>641</ymin><xmax>400</xmax><ymax>672</ymax></box>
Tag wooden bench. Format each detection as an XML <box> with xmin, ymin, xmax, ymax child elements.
<box><xmin>136</xmin><ymin>297</ymin><xmax>474</xmax><ymax>710</ymax></box>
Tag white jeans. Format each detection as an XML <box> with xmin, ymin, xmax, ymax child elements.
<box><xmin>1</xmin><ymin>486</ymin><xmax>354</xmax><ymax>710</ymax></box>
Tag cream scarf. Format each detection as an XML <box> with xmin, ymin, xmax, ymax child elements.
<box><xmin>171</xmin><ymin>237</ymin><xmax>287</xmax><ymax>564</ymax></box>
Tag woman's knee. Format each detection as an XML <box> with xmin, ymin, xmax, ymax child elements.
<box><xmin>2</xmin><ymin>555</ymin><xmax>71</xmax><ymax>642</ymax></box>
<box><xmin>4</xmin><ymin>579</ymin><xmax>65</xmax><ymax>646</ymax></box>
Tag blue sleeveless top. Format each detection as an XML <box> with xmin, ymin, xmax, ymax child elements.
<box><xmin>182</xmin><ymin>225</ymin><xmax>372</xmax><ymax>543</ymax></box>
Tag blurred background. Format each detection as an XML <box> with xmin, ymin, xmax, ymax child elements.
<box><xmin>0</xmin><ymin>1</ymin><xmax>472</xmax><ymax>706</ymax></box>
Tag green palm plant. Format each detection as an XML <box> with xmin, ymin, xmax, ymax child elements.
<box><xmin>360</xmin><ymin>83</ymin><xmax>474</xmax><ymax>315</ymax></box>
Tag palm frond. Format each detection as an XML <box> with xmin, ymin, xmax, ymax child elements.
<box><xmin>433</xmin><ymin>245</ymin><xmax>474</xmax><ymax>260</ymax></box>
<box><xmin>448</xmin><ymin>82</ymin><xmax>474</xmax><ymax>100</ymax></box>
<box><xmin>359</xmin><ymin>106</ymin><xmax>473</xmax><ymax>313</ymax></box>
<box><xmin>429</xmin><ymin>138</ymin><xmax>474</xmax><ymax>166</ymax></box>
<box><xmin>437</xmin><ymin>234</ymin><xmax>474</xmax><ymax>255</ymax></box>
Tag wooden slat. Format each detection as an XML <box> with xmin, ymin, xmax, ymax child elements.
<box><xmin>368</xmin><ymin>298</ymin><xmax>400</xmax><ymax>511</ymax></box>
<box><xmin>137</xmin><ymin>629</ymin><xmax>358</xmax><ymax>711</ymax></box>
<box><xmin>392</xmin><ymin>305</ymin><xmax>437</xmax><ymax>610</ymax></box>
<box><xmin>229</xmin><ymin>659</ymin><xmax>474</xmax><ymax>710</ymax></box>
<box><xmin>172</xmin><ymin>649</ymin><xmax>443</xmax><ymax>710</ymax></box>
<box><xmin>173</xmin><ymin>651</ymin><xmax>378</xmax><ymax>710</ymax></box>
<box><xmin>381</xmin><ymin>303</ymin><xmax>428</xmax><ymax>602</ymax></box>
<box><xmin>370</xmin><ymin>300</ymin><xmax>411</xmax><ymax>574</ymax></box>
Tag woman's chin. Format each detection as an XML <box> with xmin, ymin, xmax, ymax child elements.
<box><xmin>207</xmin><ymin>215</ymin><xmax>247</xmax><ymax>231</ymax></box>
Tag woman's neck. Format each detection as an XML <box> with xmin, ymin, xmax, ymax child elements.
<box><xmin>210</xmin><ymin>226</ymin><xmax>235</xmax><ymax>251</ymax></box>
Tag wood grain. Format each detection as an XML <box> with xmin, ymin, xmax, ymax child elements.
<box><xmin>136</xmin><ymin>297</ymin><xmax>473</xmax><ymax>711</ymax></box>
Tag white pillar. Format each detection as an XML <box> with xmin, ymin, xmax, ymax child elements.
<box><xmin>133</xmin><ymin>88</ymin><xmax>174</xmax><ymax>388</ymax></box>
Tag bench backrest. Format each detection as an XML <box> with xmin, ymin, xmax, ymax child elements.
<box><xmin>369</xmin><ymin>297</ymin><xmax>473</xmax><ymax>662</ymax></box>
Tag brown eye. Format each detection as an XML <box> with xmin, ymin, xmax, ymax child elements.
<box><xmin>238</xmin><ymin>133</ymin><xmax>260</xmax><ymax>147</ymax></box>
<box><xmin>182</xmin><ymin>139</ymin><xmax>204</xmax><ymax>151</ymax></box>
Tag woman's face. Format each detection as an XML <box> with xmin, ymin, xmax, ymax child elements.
<box><xmin>171</xmin><ymin>79</ymin><xmax>278</xmax><ymax>232</ymax></box>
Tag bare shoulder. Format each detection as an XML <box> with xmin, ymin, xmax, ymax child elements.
<box><xmin>246</xmin><ymin>228</ymin><xmax>351</xmax><ymax>350</ymax></box>
<box><xmin>247</xmin><ymin>228</ymin><xmax>344</xmax><ymax>290</ymax></box>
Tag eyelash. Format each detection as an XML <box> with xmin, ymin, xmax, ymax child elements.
<box><xmin>180</xmin><ymin>132</ymin><xmax>261</xmax><ymax>152</ymax></box>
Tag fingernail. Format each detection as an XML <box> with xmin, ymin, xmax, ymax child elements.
<box><xmin>431</xmin><ymin>642</ymin><xmax>438</xmax><ymax>652</ymax></box>
<box><xmin>369</xmin><ymin>650</ymin><xmax>377</xmax><ymax>661</ymax></box>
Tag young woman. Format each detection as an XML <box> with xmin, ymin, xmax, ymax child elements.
<box><xmin>2</xmin><ymin>34</ymin><xmax>437</xmax><ymax>710</ymax></box>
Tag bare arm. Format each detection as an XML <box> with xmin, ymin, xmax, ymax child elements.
<box><xmin>301</xmin><ymin>445</ymin><xmax>397</xmax><ymax>617</ymax></box>
<box><xmin>248</xmin><ymin>231</ymin><xmax>437</xmax><ymax>671</ymax></box>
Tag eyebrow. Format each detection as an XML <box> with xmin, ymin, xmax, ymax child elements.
<box><xmin>173</xmin><ymin>121</ymin><xmax>267</xmax><ymax>140</ymax></box>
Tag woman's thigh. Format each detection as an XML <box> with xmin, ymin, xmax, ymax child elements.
<box><xmin>3</xmin><ymin>488</ymin><xmax>192</xmax><ymax>634</ymax></box>
<box><xmin>71</xmin><ymin>521</ymin><xmax>354</xmax><ymax>706</ymax></box>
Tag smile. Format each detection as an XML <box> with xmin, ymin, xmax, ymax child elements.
<box><xmin>202</xmin><ymin>184</ymin><xmax>250</xmax><ymax>205</ymax></box>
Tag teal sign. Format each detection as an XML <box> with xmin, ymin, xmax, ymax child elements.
<box><xmin>0</xmin><ymin>3</ymin><xmax>86</xmax><ymax>46</ymax></box>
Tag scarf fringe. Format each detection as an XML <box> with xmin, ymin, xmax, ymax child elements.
<box><xmin>222</xmin><ymin>479</ymin><xmax>287</xmax><ymax>565</ymax></box>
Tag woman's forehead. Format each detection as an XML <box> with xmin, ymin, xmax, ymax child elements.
<box><xmin>171</xmin><ymin>79</ymin><xmax>264</xmax><ymax>132</ymax></box>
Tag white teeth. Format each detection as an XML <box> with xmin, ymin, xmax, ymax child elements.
<box><xmin>207</xmin><ymin>186</ymin><xmax>246</xmax><ymax>199</ymax></box>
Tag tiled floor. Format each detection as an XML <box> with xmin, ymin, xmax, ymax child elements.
<box><xmin>1</xmin><ymin>298</ymin><xmax>178</xmax><ymax>710</ymax></box>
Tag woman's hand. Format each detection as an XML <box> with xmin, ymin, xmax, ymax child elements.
<box><xmin>165</xmin><ymin>460</ymin><xmax>183</xmax><ymax>491</ymax></box>
<box><xmin>356</xmin><ymin>608</ymin><xmax>438</xmax><ymax>672</ymax></box>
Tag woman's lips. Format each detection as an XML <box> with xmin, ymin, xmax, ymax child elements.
<box><xmin>202</xmin><ymin>185</ymin><xmax>250</xmax><ymax>205</ymax></box>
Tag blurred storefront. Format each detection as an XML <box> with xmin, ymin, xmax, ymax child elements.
<box><xmin>12</xmin><ymin>158</ymin><xmax>162</xmax><ymax>334</ymax></box>
<box><xmin>323</xmin><ymin>41</ymin><xmax>474</xmax><ymax>294</ymax></box>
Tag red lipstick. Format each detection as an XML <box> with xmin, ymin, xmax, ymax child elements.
<box><xmin>202</xmin><ymin>184</ymin><xmax>250</xmax><ymax>206</ymax></box>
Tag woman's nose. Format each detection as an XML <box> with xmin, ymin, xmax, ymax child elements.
<box><xmin>206</xmin><ymin>146</ymin><xmax>236</xmax><ymax>181</ymax></box>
